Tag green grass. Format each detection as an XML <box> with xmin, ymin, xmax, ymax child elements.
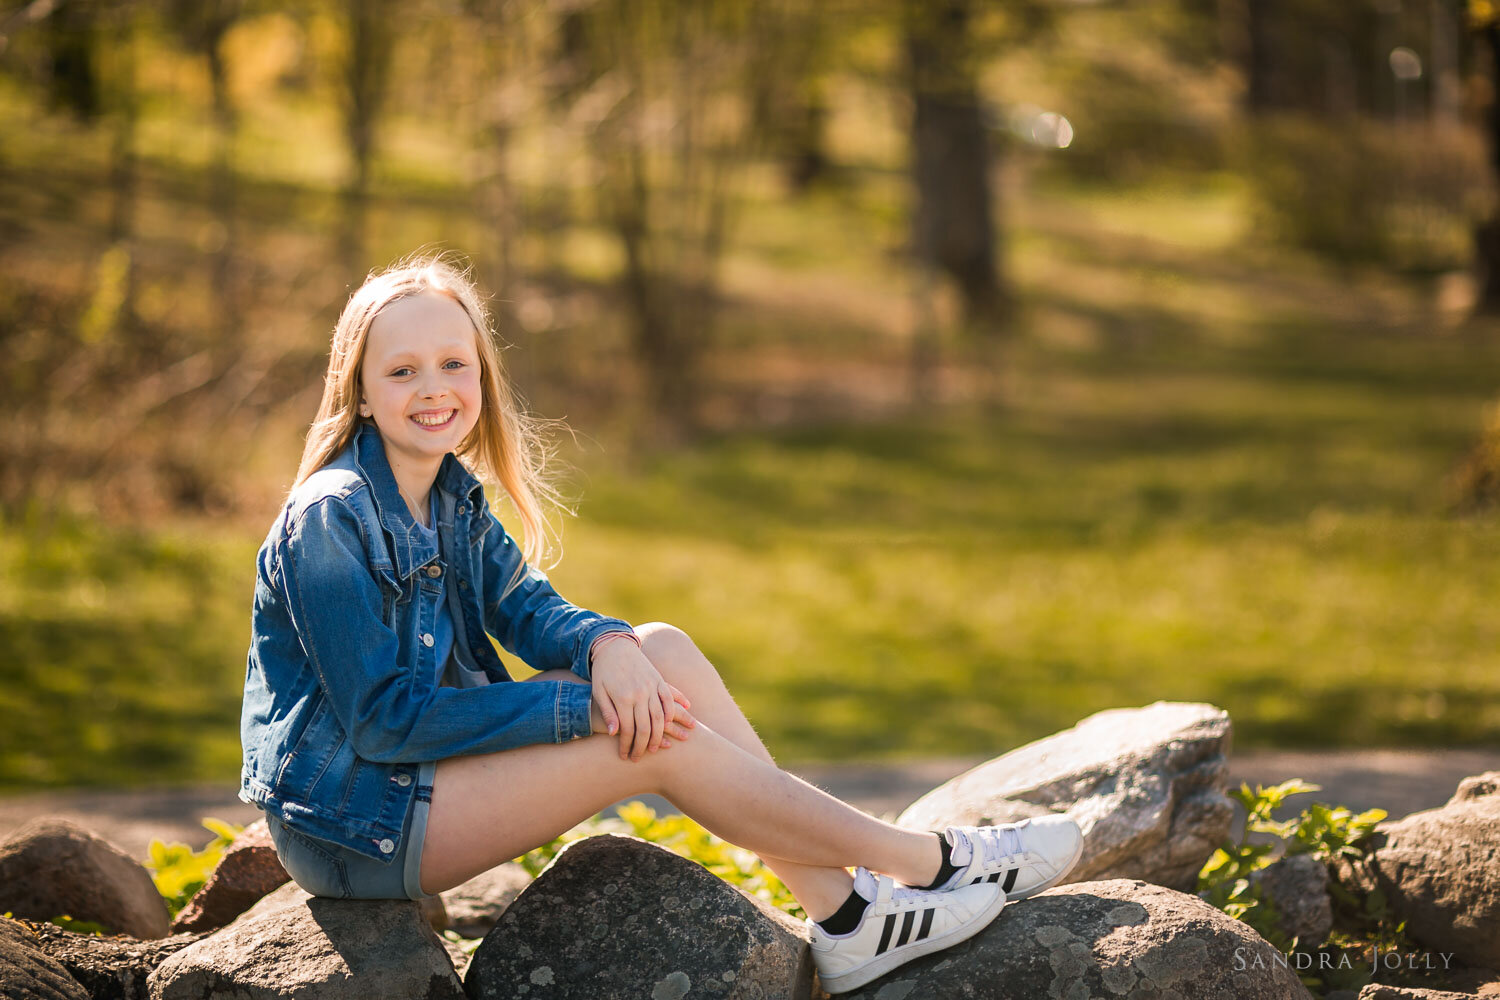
<box><xmin>3</xmin><ymin>59</ymin><xmax>1498</xmax><ymax>789</ymax></box>
<box><xmin>4</xmin><ymin>259</ymin><xmax>1498</xmax><ymax>792</ymax></box>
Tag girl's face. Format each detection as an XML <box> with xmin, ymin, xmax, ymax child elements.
<box><xmin>358</xmin><ymin>290</ymin><xmax>484</xmax><ymax>472</ymax></box>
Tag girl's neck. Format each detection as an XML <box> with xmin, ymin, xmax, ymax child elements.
<box><xmin>387</xmin><ymin>455</ymin><xmax>440</xmax><ymax>529</ymax></box>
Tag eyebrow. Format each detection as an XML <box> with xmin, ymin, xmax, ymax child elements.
<box><xmin>380</xmin><ymin>344</ymin><xmax>475</xmax><ymax>364</ymax></box>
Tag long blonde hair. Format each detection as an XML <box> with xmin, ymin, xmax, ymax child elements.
<box><xmin>291</xmin><ymin>249</ymin><xmax>564</xmax><ymax>582</ymax></box>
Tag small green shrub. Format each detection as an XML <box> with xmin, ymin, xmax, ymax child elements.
<box><xmin>143</xmin><ymin>817</ymin><xmax>244</xmax><ymax>919</ymax></box>
<box><xmin>1198</xmin><ymin>779</ymin><xmax>1411</xmax><ymax>994</ymax></box>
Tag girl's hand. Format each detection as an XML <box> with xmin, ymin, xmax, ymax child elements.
<box><xmin>589</xmin><ymin>641</ymin><xmax>695</xmax><ymax>761</ymax></box>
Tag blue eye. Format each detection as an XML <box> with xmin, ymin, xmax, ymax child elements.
<box><xmin>445</xmin><ymin>360</ymin><xmax>466</xmax><ymax>369</ymax></box>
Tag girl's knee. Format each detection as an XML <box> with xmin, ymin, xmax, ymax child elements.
<box><xmin>636</xmin><ymin>622</ymin><xmax>720</xmax><ymax>686</ymax></box>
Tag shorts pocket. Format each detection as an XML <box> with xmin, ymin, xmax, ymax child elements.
<box><xmin>271</xmin><ymin>820</ymin><xmax>353</xmax><ymax>899</ymax></box>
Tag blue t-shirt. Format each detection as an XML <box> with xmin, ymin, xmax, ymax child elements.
<box><xmin>412</xmin><ymin>490</ymin><xmax>490</xmax><ymax>689</ymax></box>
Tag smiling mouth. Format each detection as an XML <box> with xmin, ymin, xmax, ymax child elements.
<box><xmin>411</xmin><ymin>409</ymin><xmax>457</xmax><ymax>429</ymax></box>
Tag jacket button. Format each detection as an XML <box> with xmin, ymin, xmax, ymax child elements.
<box><xmin>421</xmin><ymin>633</ymin><xmax>434</xmax><ymax>647</ymax></box>
<box><xmin>378</xmin><ymin>838</ymin><xmax>396</xmax><ymax>854</ymax></box>
<box><xmin>394</xmin><ymin>773</ymin><xmax>412</xmax><ymax>787</ymax></box>
<box><xmin>458</xmin><ymin>580</ymin><xmax>468</xmax><ymax>590</ymax></box>
<box><xmin>457</xmin><ymin>505</ymin><xmax>465</xmax><ymax>515</ymax></box>
<box><xmin>426</xmin><ymin>564</ymin><xmax>442</xmax><ymax>578</ymax></box>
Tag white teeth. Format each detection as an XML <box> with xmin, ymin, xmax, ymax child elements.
<box><xmin>412</xmin><ymin>410</ymin><xmax>455</xmax><ymax>426</ymax></box>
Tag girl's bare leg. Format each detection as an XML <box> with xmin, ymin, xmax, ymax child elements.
<box><xmin>629</xmin><ymin>622</ymin><xmax>940</xmax><ymax>918</ymax></box>
<box><xmin>419</xmin><ymin>625</ymin><xmax>941</xmax><ymax>919</ymax></box>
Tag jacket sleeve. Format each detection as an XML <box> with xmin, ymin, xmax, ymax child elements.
<box><xmin>277</xmin><ymin>495</ymin><xmax>595</xmax><ymax>763</ymax></box>
<box><xmin>476</xmin><ymin>498</ymin><xmax>636</xmax><ymax>682</ymax></box>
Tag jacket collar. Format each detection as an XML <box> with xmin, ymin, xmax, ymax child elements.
<box><xmin>351</xmin><ymin>421</ymin><xmax>483</xmax><ymax>579</ymax></box>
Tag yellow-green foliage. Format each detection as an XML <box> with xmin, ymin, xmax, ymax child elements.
<box><xmin>144</xmin><ymin>817</ymin><xmax>244</xmax><ymax>919</ymax></box>
<box><xmin>1</xmin><ymin>911</ymin><xmax>110</xmax><ymax>936</ymax></box>
<box><xmin>516</xmin><ymin>801</ymin><xmax>804</xmax><ymax>921</ymax></box>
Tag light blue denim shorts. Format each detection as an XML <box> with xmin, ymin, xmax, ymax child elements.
<box><xmin>264</xmin><ymin>759</ymin><xmax>439</xmax><ymax>901</ymax></box>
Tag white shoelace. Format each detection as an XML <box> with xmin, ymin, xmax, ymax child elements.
<box><xmin>857</xmin><ymin>867</ymin><xmax>944</xmax><ymax>909</ymax></box>
<box><xmin>955</xmin><ymin>824</ymin><xmax>1026</xmax><ymax>872</ymax></box>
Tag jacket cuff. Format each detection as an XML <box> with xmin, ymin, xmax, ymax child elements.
<box><xmin>572</xmin><ymin>619</ymin><xmax>637</xmax><ymax>681</ymax></box>
<box><xmin>557</xmin><ymin>677</ymin><xmax>595</xmax><ymax>742</ymax></box>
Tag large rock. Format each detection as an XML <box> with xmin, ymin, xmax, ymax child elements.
<box><xmin>168</xmin><ymin>818</ymin><xmax>289</xmax><ymax>933</ymax></box>
<box><xmin>1359</xmin><ymin>976</ymin><xmax>1500</xmax><ymax>1000</ymax></box>
<box><xmin>0</xmin><ymin>917</ymin><xmax>90</xmax><ymax>1000</ymax></box>
<box><xmin>900</xmin><ymin>702</ymin><xmax>1233</xmax><ymax>890</ymax></box>
<box><xmin>1250</xmin><ymin>853</ymin><xmax>1333</xmax><ymax>945</ymax></box>
<box><xmin>147</xmin><ymin>893</ymin><xmax>465</xmax><ymax>999</ymax></box>
<box><xmin>0</xmin><ymin>819</ymin><xmax>171</xmax><ymax>939</ymax></box>
<box><xmin>12</xmin><ymin>918</ymin><xmax>207</xmax><ymax>1000</ymax></box>
<box><xmin>441</xmin><ymin>862</ymin><xmax>532</xmax><ymax>939</ymax></box>
<box><xmin>1338</xmin><ymin>775</ymin><xmax>1500</xmax><ymax>971</ymax></box>
<box><xmin>466</xmin><ymin>834</ymin><xmax>812</xmax><ymax>1000</ymax></box>
<box><xmin>839</xmin><ymin>879</ymin><xmax>1313</xmax><ymax>1000</ymax></box>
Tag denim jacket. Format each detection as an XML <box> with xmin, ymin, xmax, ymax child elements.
<box><xmin>238</xmin><ymin>421</ymin><xmax>634</xmax><ymax>862</ymax></box>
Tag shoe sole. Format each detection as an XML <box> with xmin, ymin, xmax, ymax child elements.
<box><xmin>817</xmin><ymin>889</ymin><xmax>1008</xmax><ymax>995</ymax></box>
<box><xmin>1002</xmin><ymin>830</ymin><xmax>1085</xmax><ymax>901</ymax></box>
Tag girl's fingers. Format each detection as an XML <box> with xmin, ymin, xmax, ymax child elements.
<box><xmin>631</xmin><ymin>703</ymin><xmax>652</xmax><ymax>760</ymax></box>
<box><xmin>670</xmin><ymin>684</ymin><xmax>691</xmax><ymax>710</ymax></box>
<box><xmin>595</xmin><ymin>694</ymin><xmax>620</xmax><ymax>736</ymax></box>
<box><xmin>665</xmin><ymin>720</ymin><xmax>693</xmax><ymax>741</ymax></box>
<box><xmin>646</xmin><ymin>696</ymin><xmax>666</xmax><ymax>754</ymax></box>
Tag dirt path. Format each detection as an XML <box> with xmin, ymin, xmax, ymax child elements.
<box><xmin>0</xmin><ymin>749</ymin><xmax>1492</xmax><ymax>861</ymax></box>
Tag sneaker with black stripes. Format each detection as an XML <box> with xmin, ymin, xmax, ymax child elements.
<box><xmin>924</xmin><ymin>815</ymin><xmax>1084</xmax><ymax>899</ymax></box>
<box><xmin>808</xmin><ymin>868</ymin><xmax>1006</xmax><ymax>995</ymax></box>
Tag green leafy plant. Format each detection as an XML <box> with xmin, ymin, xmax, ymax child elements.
<box><xmin>514</xmin><ymin>801</ymin><xmax>804</xmax><ymax>921</ymax></box>
<box><xmin>1198</xmin><ymin>779</ymin><xmax>1408</xmax><ymax>995</ymax></box>
<box><xmin>143</xmin><ymin>817</ymin><xmax>244</xmax><ymax>919</ymax></box>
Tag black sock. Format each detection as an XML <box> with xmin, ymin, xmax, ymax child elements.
<box><xmin>815</xmin><ymin>889</ymin><xmax>872</xmax><ymax>936</ymax></box>
<box><xmin>917</xmin><ymin>831</ymin><xmax>959</xmax><ymax>891</ymax></box>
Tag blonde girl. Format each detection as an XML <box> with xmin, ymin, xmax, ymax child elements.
<box><xmin>237</xmin><ymin>251</ymin><xmax>1082</xmax><ymax>994</ymax></box>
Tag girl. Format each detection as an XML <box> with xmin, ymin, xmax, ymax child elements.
<box><xmin>237</xmin><ymin>252</ymin><xmax>1083</xmax><ymax>994</ymax></box>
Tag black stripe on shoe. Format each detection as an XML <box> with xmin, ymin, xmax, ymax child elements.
<box><xmin>987</xmin><ymin>872</ymin><xmax>1001</xmax><ymax>883</ymax></box>
<box><xmin>917</xmin><ymin>908</ymin><xmax>935</xmax><ymax>941</ymax></box>
<box><xmin>1003</xmin><ymin>868</ymin><xmax>1018</xmax><ymax>893</ymax></box>
<box><xmin>876</xmin><ymin>913</ymin><xmax>896</xmax><ymax>954</ymax></box>
<box><xmin>896</xmin><ymin>910</ymin><xmax>915</xmax><ymax>947</ymax></box>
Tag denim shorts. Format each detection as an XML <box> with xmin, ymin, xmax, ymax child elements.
<box><xmin>264</xmin><ymin>759</ymin><xmax>439</xmax><ymax>901</ymax></box>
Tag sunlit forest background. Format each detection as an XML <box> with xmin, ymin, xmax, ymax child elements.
<box><xmin>2</xmin><ymin>0</ymin><xmax>1499</xmax><ymax>794</ymax></box>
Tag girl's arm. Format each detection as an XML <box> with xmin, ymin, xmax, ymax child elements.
<box><xmin>476</xmin><ymin>499</ymin><xmax>636</xmax><ymax>681</ymax></box>
<box><xmin>276</xmin><ymin>496</ymin><xmax>595</xmax><ymax>763</ymax></box>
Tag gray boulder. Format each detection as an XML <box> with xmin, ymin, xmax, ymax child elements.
<box><xmin>1338</xmin><ymin>775</ymin><xmax>1500</xmax><ymax>970</ymax></box>
<box><xmin>441</xmin><ymin>861</ymin><xmax>532</xmax><ymax>939</ymax></box>
<box><xmin>466</xmin><ymin>834</ymin><xmax>813</xmax><ymax>1000</ymax></box>
<box><xmin>838</xmin><ymin>878</ymin><xmax>1313</xmax><ymax>1000</ymax></box>
<box><xmin>1250</xmin><ymin>853</ymin><xmax>1333</xmax><ymax>945</ymax></box>
<box><xmin>0</xmin><ymin>917</ymin><xmax>90</xmax><ymax>1000</ymax></box>
<box><xmin>899</xmin><ymin>701</ymin><xmax>1233</xmax><ymax>890</ymax></box>
<box><xmin>11</xmin><ymin>919</ymin><xmax>207</xmax><ymax>1000</ymax></box>
<box><xmin>1453</xmin><ymin>772</ymin><xmax>1500</xmax><ymax>803</ymax></box>
<box><xmin>147</xmin><ymin>893</ymin><xmax>465</xmax><ymax>999</ymax></box>
<box><xmin>0</xmin><ymin>818</ymin><xmax>171</xmax><ymax>940</ymax></box>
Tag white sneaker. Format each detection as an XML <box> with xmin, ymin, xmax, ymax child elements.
<box><xmin>923</xmin><ymin>815</ymin><xmax>1084</xmax><ymax>899</ymax></box>
<box><xmin>808</xmin><ymin>868</ymin><xmax>1006</xmax><ymax>995</ymax></box>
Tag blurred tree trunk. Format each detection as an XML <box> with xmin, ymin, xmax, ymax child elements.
<box><xmin>555</xmin><ymin>0</ymin><xmax>769</xmax><ymax>439</ymax></box>
<box><xmin>170</xmin><ymin>0</ymin><xmax>241</xmax><ymax>345</ymax></box>
<box><xmin>45</xmin><ymin>0</ymin><xmax>102</xmax><ymax>120</ymax></box>
<box><xmin>339</xmin><ymin>0</ymin><xmax>395</xmax><ymax>277</ymax></box>
<box><xmin>1243</xmin><ymin>0</ymin><xmax>1278</xmax><ymax>114</ymax></box>
<box><xmin>903</xmin><ymin>0</ymin><xmax>1006</xmax><ymax>341</ymax></box>
<box><xmin>1472</xmin><ymin>20</ymin><xmax>1500</xmax><ymax>313</ymax></box>
<box><xmin>104</xmin><ymin>0</ymin><xmax>137</xmax><ymax>345</ymax></box>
